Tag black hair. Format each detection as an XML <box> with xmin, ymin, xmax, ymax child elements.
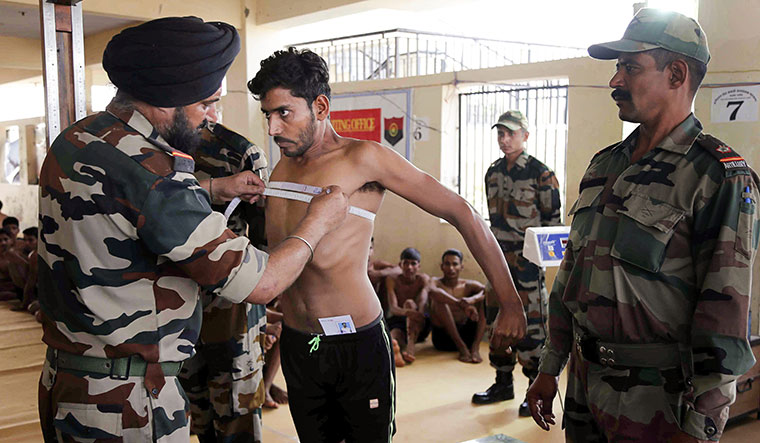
<box><xmin>23</xmin><ymin>227</ymin><xmax>38</xmax><ymax>237</ymax></box>
<box><xmin>441</xmin><ymin>249</ymin><xmax>463</xmax><ymax>263</ymax></box>
<box><xmin>0</xmin><ymin>228</ymin><xmax>11</xmax><ymax>238</ymax></box>
<box><xmin>647</xmin><ymin>48</ymin><xmax>707</xmax><ymax>95</ymax></box>
<box><xmin>2</xmin><ymin>217</ymin><xmax>19</xmax><ymax>227</ymax></box>
<box><xmin>400</xmin><ymin>247</ymin><xmax>421</xmax><ymax>262</ymax></box>
<box><xmin>247</xmin><ymin>47</ymin><xmax>331</xmax><ymax>105</ymax></box>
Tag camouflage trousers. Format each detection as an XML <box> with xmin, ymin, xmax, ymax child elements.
<box><xmin>38</xmin><ymin>353</ymin><xmax>191</xmax><ymax>442</ymax></box>
<box><xmin>487</xmin><ymin>249</ymin><xmax>548</xmax><ymax>379</ymax></box>
<box><xmin>563</xmin><ymin>346</ymin><xmax>692</xmax><ymax>442</ymax></box>
<box><xmin>178</xmin><ymin>301</ymin><xmax>266</xmax><ymax>443</ymax></box>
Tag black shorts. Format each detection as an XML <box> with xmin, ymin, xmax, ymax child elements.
<box><xmin>280</xmin><ymin>315</ymin><xmax>396</xmax><ymax>443</ymax></box>
<box><xmin>432</xmin><ymin>319</ymin><xmax>479</xmax><ymax>351</ymax></box>
<box><xmin>386</xmin><ymin>315</ymin><xmax>431</xmax><ymax>342</ymax></box>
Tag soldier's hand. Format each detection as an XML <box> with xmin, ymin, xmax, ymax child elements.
<box><xmin>304</xmin><ymin>185</ymin><xmax>349</xmax><ymax>237</ymax></box>
<box><xmin>526</xmin><ymin>373</ymin><xmax>558</xmax><ymax>431</ymax></box>
<box><xmin>489</xmin><ymin>305</ymin><xmax>527</xmax><ymax>350</ymax></box>
<box><xmin>211</xmin><ymin>171</ymin><xmax>265</xmax><ymax>203</ymax></box>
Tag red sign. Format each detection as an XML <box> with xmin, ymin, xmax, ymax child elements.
<box><xmin>331</xmin><ymin>108</ymin><xmax>382</xmax><ymax>142</ymax></box>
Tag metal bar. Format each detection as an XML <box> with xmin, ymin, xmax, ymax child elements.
<box><xmin>40</xmin><ymin>0</ymin><xmax>60</xmax><ymax>145</ymax></box>
<box><xmin>416</xmin><ymin>33</ymin><xmax>420</xmax><ymax>76</ymax></box>
<box><xmin>394</xmin><ymin>36</ymin><xmax>399</xmax><ymax>78</ymax></box>
<box><xmin>70</xmin><ymin>2</ymin><xmax>85</xmax><ymax>120</ymax></box>
<box><xmin>457</xmin><ymin>90</ymin><xmax>463</xmax><ymax>195</ymax></box>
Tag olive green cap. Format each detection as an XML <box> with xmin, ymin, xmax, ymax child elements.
<box><xmin>492</xmin><ymin>110</ymin><xmax>529</xmax><ymax>131</ymax></box>
<box><xmin>588</xmin><ymin>8</ymin><xmax>710</xmax><ymax>64</ymax></box>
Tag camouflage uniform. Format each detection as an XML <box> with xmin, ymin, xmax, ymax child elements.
<box><xmin>538</xmin><ymin>114</ymin><xmax>760</xmax><ymax>441</ymax></box>
<box><xmin>37</xmin><ymin>105</ymin><xmax>268</xmax><ymax>442</ymax></box>
<box><xmin>178</xmin><ymin>123</ymin><xmax>269</xmax><ymax>443</ymax></box>
<box><xmin>485</xmin><ymin>150</ymin><xmax>561</xmax><ymax>380</ymax></box>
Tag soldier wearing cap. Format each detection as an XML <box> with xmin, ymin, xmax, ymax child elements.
<box><xmin>527</xmin><ymin>9</ymin><xmax>760</xmax><ymax>442</ymax></box>
<box><xmin>36</xmin><ymin>17</ymin><xmax>347</xmax><ymax>442</ymax></box>
<box><xmin>471</xmin><ymin>110</ymin><xmax>561</xmax><ymax>418</ymax></box>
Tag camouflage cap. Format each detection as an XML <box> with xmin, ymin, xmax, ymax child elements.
<box><xmin>588</xmin><ymin>8</ymin><xmax>709</xmax><ymax>64</ymax></box>
<box><xmin>492</xmin><ymin>110</ymin><xmax>529</xmax><ymax>131</ymax></box>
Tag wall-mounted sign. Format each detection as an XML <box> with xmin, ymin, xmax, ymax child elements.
<box><xmin>711</xmin><ymin>86</ymin><xmax>760</xmax><ymax>123</ymax></box>
<box><xmin>330</xmin><ymin>89</ymin><xmax>412</xmax><ymax>159</ymax></box>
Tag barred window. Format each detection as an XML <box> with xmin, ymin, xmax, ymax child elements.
<box><xmin>451</xmin><ymin>80</ymin><xmax>568</xmax><ymax>221</ymax></box>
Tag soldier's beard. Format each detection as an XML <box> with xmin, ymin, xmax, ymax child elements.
<box><xmin>161</xmin><ymin>107</ymin><xmax>205</xmax><ymax>155</ymax></box>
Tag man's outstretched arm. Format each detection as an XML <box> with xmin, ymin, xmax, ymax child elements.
<box><xmin>363</xmin><ymin>143</ymin><xmax>526</xmax><ymax>348</ymax></box>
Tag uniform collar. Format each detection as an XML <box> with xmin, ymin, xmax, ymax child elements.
<box><xmin>105</xmin><ymin>103</ymin><xmax>196</xmax><ymax>172</ymax></box>
<box><xmin>616</xmin><ymin>113</ymin><xmax>702</xmax><ymax>156</ymax></box>
<box><xmin>106</xmin><ymin>103</ymin><xmax>169</xmax><ymax>146</ymax></box>
<box><xmin>503</xmin><ymin>151</ymin><xmax>529</xmax><ymax>171</ymax></box>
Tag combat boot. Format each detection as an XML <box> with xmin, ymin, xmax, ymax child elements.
<box><xmin>472</xmin><ymin>371</ymin><xmax>514</xmax><ymax>404</ymax></box>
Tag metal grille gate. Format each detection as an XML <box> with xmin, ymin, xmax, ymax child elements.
<box><xmin>457</xmin><ymin>81</ymin><xmax>569</xmax><ymax>220</ymax></box>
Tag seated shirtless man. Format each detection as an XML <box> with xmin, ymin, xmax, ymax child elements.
<box><xmin>429</xmin><ymin>249</ymin><xmax>486</xmax><ymax>363</ymax></box>
<box><xmin>385</xmin><ymin>247</ymin><xmax>431</xmax><ymax>365</ymax></box>
<box><xmin>248</xmin><ymin>47</ymin><xmax>526</xmax><ymax>442</ymax></box>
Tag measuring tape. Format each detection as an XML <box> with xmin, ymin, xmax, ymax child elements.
<box><xmin>222</xmin><ymin>181</ymin><xmax>376</xmax><ymax>221</ymax></box>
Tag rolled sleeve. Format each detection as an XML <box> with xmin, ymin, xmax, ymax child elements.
<box><xmin>139</xmin><ymin>174</ymin><xmax>268</xmax><ymax>299</ymax></box>
<box><xmin>216</xmin><ymin>244</ymin><xmax>268</xmax><ymax>303</ymax></box>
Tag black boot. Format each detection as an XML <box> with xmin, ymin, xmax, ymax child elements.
<box><xmin>472</xmin><ymin>371</ymin><xmax>514</xmax><ymax>404</ymax></box>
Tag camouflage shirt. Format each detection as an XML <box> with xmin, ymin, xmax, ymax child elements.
<box><xmin>539</xmin><ymin>114</ymin><xmax>760</xmax><ymax>438</ymax></box>
<box><xmin>194</xmin><ymin>123</ymin><xmax>269</xmax><ymax>243</ymax></box>
<box><xmin>485</xmin><ymin>151</ymin><xmax>562</xmax><ymax>251</ymax></box>
<box><xmin>38</xmin><ymin>105</ymin><xmax>269</xmax><ymax>364</ymax></box>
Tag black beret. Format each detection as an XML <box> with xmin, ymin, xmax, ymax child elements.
<box><xmin>102</xmin><ymin>16</ymin><xmax>240</xmax><ymax>108</ymax></box>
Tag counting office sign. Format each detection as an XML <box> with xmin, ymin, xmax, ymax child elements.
<box><xmin>711</xmin><ymin>85</ymin><xmax>760</xmax><ymax>123</ymax></box>
<box><xmin>329</xmin><ymin>89</ymin><xmax>412</xmax><ymax>159</ymax></box>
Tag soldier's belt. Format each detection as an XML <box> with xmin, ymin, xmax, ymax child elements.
<box><xmin>574</xmin><ymin>330</ymin><xmax>681</xmax><ymax>368</ymax></box>
<box><xmin>47</xmin><ymin>348</ymin><xmax>184</xmax><ymax>379</ymax></box>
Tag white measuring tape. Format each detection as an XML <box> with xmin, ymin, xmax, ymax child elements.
<box><xmin>222</xmin><ymin>181</ymin><xmax>376</xmax><ymax>221</ymax></box>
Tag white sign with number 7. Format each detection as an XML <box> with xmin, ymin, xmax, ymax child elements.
<box><xmin>711</xmin><ymin>86</ymin><xmax>760</xmax><ymax>123</ymax></box>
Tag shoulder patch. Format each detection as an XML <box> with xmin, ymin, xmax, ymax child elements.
<box><xmin>695</xmin><ymin>133</ymin><xmax>749</xmax><ymax>172</ymax></box>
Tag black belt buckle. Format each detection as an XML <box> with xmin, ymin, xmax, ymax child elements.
<box><xmin>580</xmin><ymin>336</ymin><xmax>600</xmax><ymax>364</ymax></box>
<box><xmin>109</xmin><ymin>355</ymin><xmax>132</xmax><ymax>380</ymax></box>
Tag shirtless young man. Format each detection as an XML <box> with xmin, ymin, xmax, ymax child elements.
<box><xmin>248</xmin><ymin>47</ymin><xmax>526</xmax><ymax>442</ymax></box>
<box><xmin>429</xmin><ymin>249</ymin><xmax>486</xmax><ymax>363</ymax></box>
<box><xmin>385</xmin><ymin>247</ymin><xmax>431</xmax><ymax>365</ymax></box>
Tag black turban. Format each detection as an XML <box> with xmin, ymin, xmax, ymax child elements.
<box><xmin>102</xmin><ymin>16</ymin><xmax>240</xmax><ymax>108</ymax></box>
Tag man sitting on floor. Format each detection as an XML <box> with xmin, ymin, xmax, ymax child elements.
<box><xmin>385</xmin><ymin>247</ymin><xmax>432</xmax><ymax>365</ymax></box>
<box><xmin>430</xmin><ymin>249</ymin><xmax>486</xmax><ymax>363</ymax></box>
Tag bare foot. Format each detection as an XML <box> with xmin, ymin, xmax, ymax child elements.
<box><xmin>401</xmin><ymin>351</ymin><xmax>416</xmax><ymax>364</ymax></box>
<box><xmin>470</xmin><ymin>348</ymin><xmax>483</xmax><ymax>363</ymax></box>
<box><xmin>392</xmin><ymin>339</ymin><xmax>405</xmax><ymax>367</ymax></box>
<box><xmin>270</xmin><ymin>384</ymin><xmax>288</xmax><ymax>405</ymax></box>
<box><xmin>458</xmin><ymin>349</ymin><xmax>473</xmax><ymax>363</ymax></box>
<box><xmin>263</xmin><ymin>391</ymin><xmax>278</xmax><ymax>409</ymax></box>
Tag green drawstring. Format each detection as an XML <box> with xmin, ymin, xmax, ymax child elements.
<box><xmin>308</xmin><ymin>335</ymin><xmax>321</xmax><ymax>354</ymax></box>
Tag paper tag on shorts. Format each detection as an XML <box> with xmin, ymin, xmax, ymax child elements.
<box><xmin>369</xmin><ymin>398</ymin><xmax>379</xmax><ymax>409</ymax></box>
<box><xmin>318</xmin><ymin>315</ymin><xmax>357</xmax><ymax>336</ymax></box>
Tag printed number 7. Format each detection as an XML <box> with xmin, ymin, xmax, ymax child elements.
<box><xmin>727</xmin><ymin>100</ymin><xmax>744</xmax><ymax>121</ymax></box>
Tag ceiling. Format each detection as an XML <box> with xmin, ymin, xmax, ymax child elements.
<box><xmin>0</xmin><ymin>3</ymin><xmax>138</xmax><ymax>39</ymax></box>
